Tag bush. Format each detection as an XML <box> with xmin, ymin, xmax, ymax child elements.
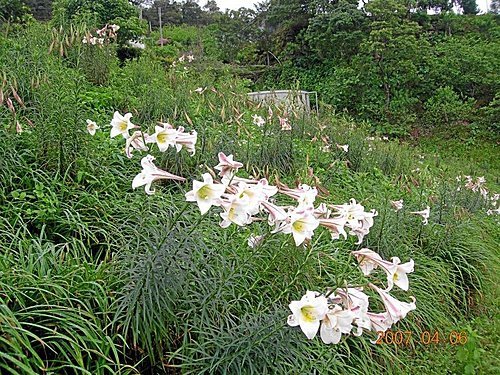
<box><xmin>423</xmin><ymin>86</ymin><xmax>476</xmax><ymax>130</ymax></box>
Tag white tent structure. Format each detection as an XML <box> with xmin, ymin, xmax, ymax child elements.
<box><xmin>247</xmin><ymin>90</ymin><xmax>319</xmax><ymax>114</ymax></box>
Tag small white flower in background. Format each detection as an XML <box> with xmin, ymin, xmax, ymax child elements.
<box><xmin>194</xmin><ymin>87</ymin><xmax>206</xmax><ymax>94</ymax></box>
<box><xmin>16</xmin><ymin>121</ymin><xmax>23</xmax><ymax>134</ymax></box>
<box><xmin>248</xmin><ymin>234</ymin><xmax>264</xmax><ymax>248</ymax></box>
<box><xmin>82</xmin><ymin>37</ymin><xmax>88</xmax><ymax>44</ymax></box>
<box><xmin>187</xmin><ymin>54</ymin><xmax>195</xmax><ymax>62</ymax></box>
<box><xmin>110</xmin><ymin>24</ymin><xmax>120</xmax><ymax>33</ymax></box>
<box><xmin>288</xmin><ymin>291</ymin><xmax>329</xmax><ymax>340</ymax></box>
<box><xmin>178</xmin><ymin>55</ymin><xmax>185</xmax><ymax>63</ymax></box>
<box><xmin>491</xmin><ymin>194</ymin><xmax>499</xmax><ymax>207</ymax></box>
<box><xmin>366</xmin><ymin>136</ymin><xmax>375</xmax><ymax>141</ymax></box>
<box><xmin>486</xmin><ymin>208</ymin><xmax>500</xmax><ymax>215</ymax></box>
<box><xmin>86</xmin><ymin>119</ymin><xmax>99</xmax><ymax>136</ymax></box>
<box><xmin>320</xmin><ymin>305</ymin><xmax>354</xmax><ymax>344</ymax></box>
<box><xmin>382</xmin><ymin>136</ymin><xmax>389</xmax><ymax>141</ymax></box>
<box><xmin>132</xmin><ymin>155</ymin><xmax>185</xmax><ymax>195</ymax></box>
<box><xmin>410</xmin><ymin>206</ymin><xmax>430</xmax><ymax>225</ymax></box>
<box><xmin>252</xmin><ymin>114</ymin><xmax>265</xmax><ymax>127</ymax></box>
<box><xmin>279</xmin><ymin>116</ymin><xmax>291</xmax><ymax>131</ymax></box>
<box><xmin>96</xmin><ymin>26</ymin><xmax>106</xmax><ymax>36</ymax></box>
<box><xmin>390</xmin><ymin>199</ymin><xmax>403</xmax><ymax>211</ymax></box>
<box><xmin>336</xmin><ymin>144</ymin><xmax>349</xmax><ymax>153</ymax></box>
<box><xmin>215</xmin><ymin>152</ymin><xmax>243</xmax><ymax>178</ymax></box>
<box><xmin>125</xmin><ymin>131</ymin><xmax>149</xmax><ymax>158</ymax></box>
<box><xmin>185</xmin><ymin>173</ymin><xmax>226</xmax><ymax>215</ymax></box>
<box><xmin>110</xmin><ymin>111</ymin><xmax>137</xmax><ymax>138</ymax></box>
<box><xmin>369</xmin><ymin>283</ymin><xmax>416</xmax><ymax>324</ymax></box>
<box><xmin>146</xmin><ymin>124</ymin><xmax>179</xmax><ymax>152</ymax></box>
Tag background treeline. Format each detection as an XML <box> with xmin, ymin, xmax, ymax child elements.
<box><xmin>2</xmin><ymin>0</ymin><xmax>499</xmax><ymax>135</ymax></box>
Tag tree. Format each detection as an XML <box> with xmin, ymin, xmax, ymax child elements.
<box><xmin>459</xmin><ymin>0</ymin><xmax>478</xmax><ymax>14</ymax></box>
<box><xmin>0</xmin><ymin>0</ymin><xmax>31</xmax><ymax>23</ymax></box>
<box><xmin>303</xmin><ymin>0</ymin><xmax>366</xmax><ymax>61</ymax></box>
<box><xmin>181</xmin><ymin>0</ymin><xmax>203</xmax><ymax>25</ymax></box>
<box><xmin>491</xmin><ymin>0</ymin><xmax>500</xmax><ymax>14</ymax></box>
<box><xmin>203</xmin><ymin>0</ymin><xmax>220</xmax><ymax>13</ymax></box>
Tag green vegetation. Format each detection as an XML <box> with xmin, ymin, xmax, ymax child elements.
<box><xmin>0</xmin><ymin>1</ymin><xmax>498</xmax><ymax>374</ymax></box>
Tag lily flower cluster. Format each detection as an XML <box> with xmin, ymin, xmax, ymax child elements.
<box><xmin>172</xmin><ymin>54</ymin><xmax>195</xmax><ymax>68</ymax></box>
<box><xmin>108</xmin><ymin>111</ymin><xmax>196</xmax><ymax>194</ymax></box>
<box><xmin>288</xmin><ymin>248</ymin><xmax>416</xmax><ymax>344</ymax></box>
<box><xmin>109</xmin><ymin>112</ymin><xmax>197</xmax><ymax>157</ymax></box>
<box><xmin>82</xmin><ymin>24</ymin><xmax>119</xmax><ymax>46</ymax></box>
<box><xmin>185</xmin><ymin>152</ymin><xmax>378</xmax><ymax>246</ymax></box>
<box><xmin>456</xmin><ymin>175</ymin><xmax>499</xmax><ymax>215</ymax></box>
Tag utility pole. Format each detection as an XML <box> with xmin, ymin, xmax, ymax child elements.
<box><xmin>158</xmin><ymin>7</ymin><xmax>163</xmax><ymax>46</ymax></box>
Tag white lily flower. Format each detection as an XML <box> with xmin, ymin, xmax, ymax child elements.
<box><xmin>314</xmin><ymin>203</ymin><xmax>332</xmax><ymax>219</ymax></box>
<box><xmin>288</xmin><ymin>291</ymin><xmax>328</xmax><ymax>340</ymax></box>
<box><xmin>110</xmin><ymin>111</ymin><xmax>137</xmax><ymax>138</ymax></box>
<box><xmin>331</xmin><ymin>199</ymin><xmax>377</xmax><ymax>244</ymax></box>
<box><xmin>215</xmin><ymin>152</ymin><xmax>243</xmax><ymax>178</ymax></box>
<box><xmin>387</xmin><ymin>257</ymin><xmax>414</xmax><ymax>291</ymax></box>
<box><xmin>231</xmin><ymin>182</ymin><xmax>267</xmax><ymax>216</ymax></box>
<box><xmin>174</xmin><ymin>129</ymin><xmax>197</xmax><ymax>155</ymax></box>
<box><xmin>320</xmin><ymin>305</ymin><xmax>355</xmax><ymax>344</ymax></box>
<box><xmin>146</xmin><ymin>124</ymin><xmax>179</xmax><ymax>152</ymax></box>
<box><xmin>352</xmin><ymin>248</ymin><xmax>388</xmax><ymax>276</ymax></box>
<box><xmin>335</xmin><ymin>288</ymin><xmax>371</xmax><ymax>336</ymax></box>
<box><xmin>261</xmin><ymin>200</ymin><xmax>289</xmax><ymax>227</ymax></box>
<box><xmin>279</xmin><ymin>184</ymin><xmax>318</xmax><ymax>209</ymax></box>
<box><xmin>125</xmin><ymin>131</ymin><xmax>149</xmax><ymax>158</ymax></box>
<box><xmin>318</xmin><ymin>217</ymin><xmax>348</xmax><ymax>240</ymax></box>
<box><xmin>390</xmin><ymin>199</ymin><xmax>404</xmax><ymax>211</ymax></box>
<box><xmin>185</xmin><ymin>173</ymin><xmax>226</xmax><ymax>215</ymax></box>
<box><xmin>252</xmin><ymin>114</ymin><xmax>265</xmax><ymax>127</ymax></box>
<box><xmin>248</xmin><ymin>234</ymin><xmax>264</xmax><ymax>248</ymax></box>
<box><xmin>336</xmin><ymin>144</ymin><xmax>349</xmax><ymax>152</ymax></box>
<box><xmin>279</xmin><ymin>116</ymin><xmax>291</xmax><ymax>131</ymax></box>
<box><xmin>411</xmin><ymin>206</ymin><xmax>430</xmax><ymax>225</ymax></box>
<box><xmin>132</xmin><ymin>155</ymin><xmax>185</xmax><ymax>195</ymax></box>
<box><xmin>86</xmin><ymin>119</ymin><xmax>99</xmax><ymax>135</ymax></box>
<box><xmin>352</xmin><ymin>249</ymin><xmax>414</xmax><ymax>291</ymax></box>
<box><xmin>281</xmin><ymin>207</ymin><xmax>319</xmax><ymax>246</ymax></box>
<box><xmin>219</xmin><ymin>194</ymin><xmax>252</xmax><ymax>228</ymax></box>
<box><xmin>366</xmin><ymin>311</ymin><xmax>393</xmax><ymax>333</ymax></box>
<box><xmin>369</xmin><ymin>283</ymin><xmax>416</xmax><ymax>324</ymax></box>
